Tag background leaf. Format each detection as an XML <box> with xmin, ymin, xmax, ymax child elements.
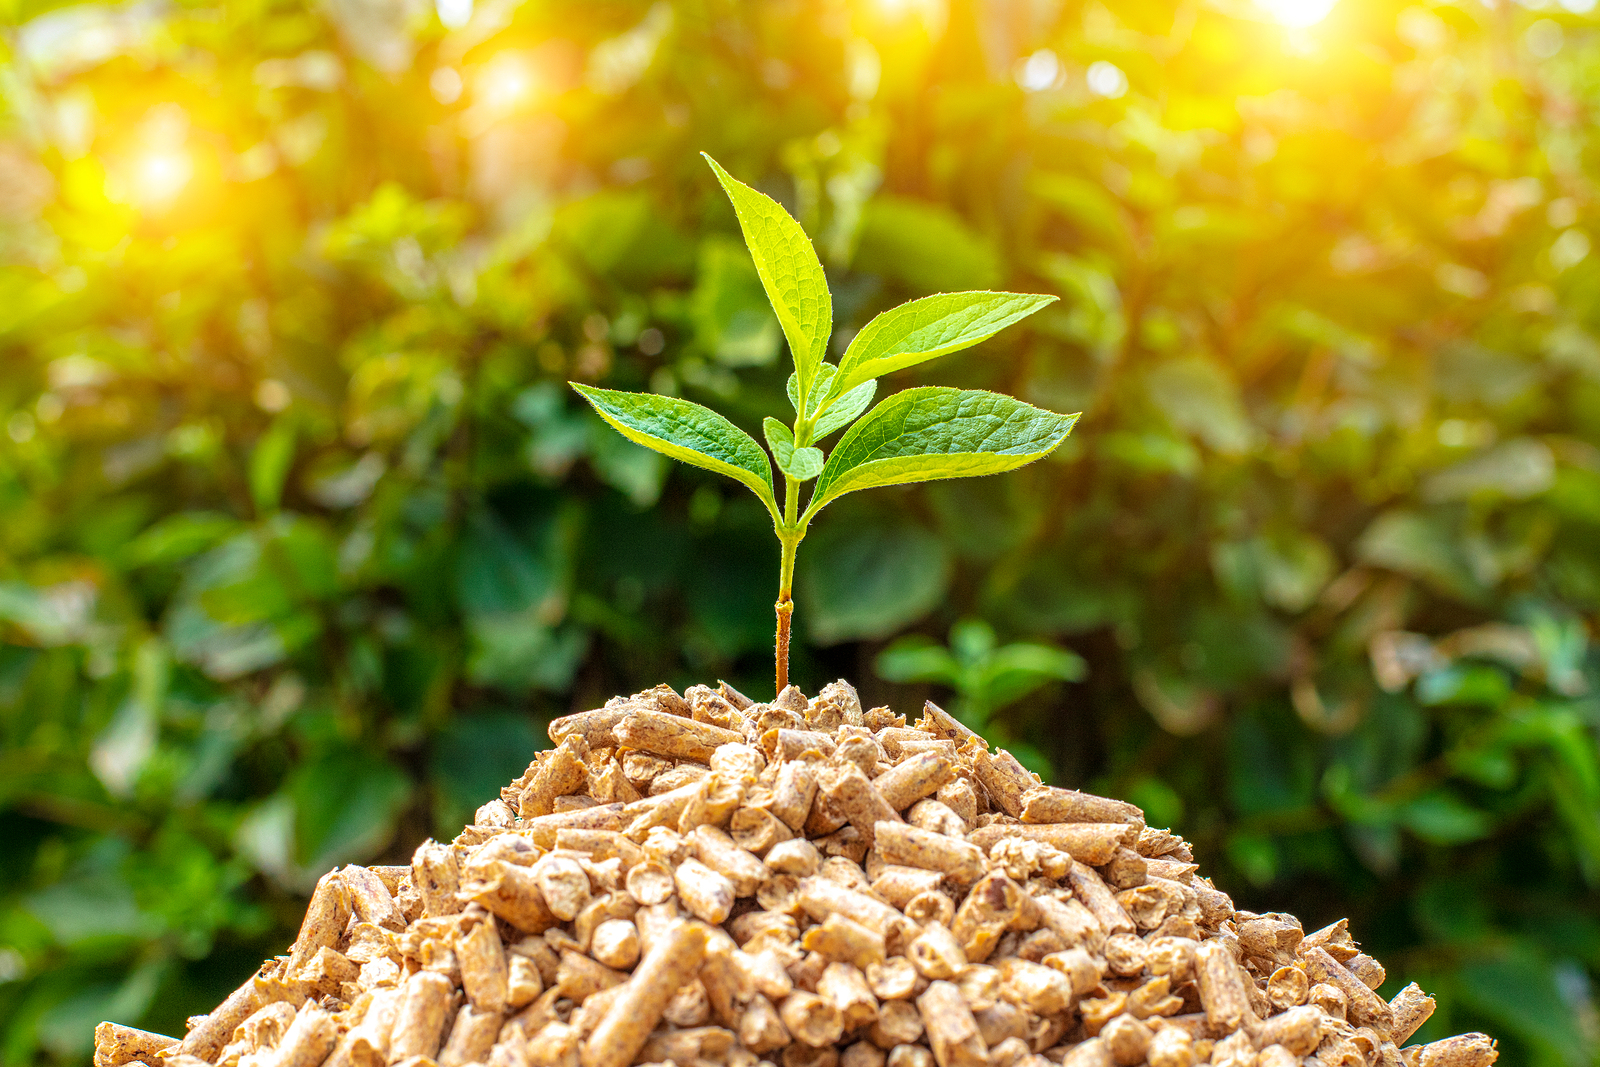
<box><xmin>800</xmin><ymin>513</ymin><xmax>951</xmax><ymax>643</ymax></box>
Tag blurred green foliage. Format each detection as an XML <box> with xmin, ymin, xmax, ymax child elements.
<box><xmin>1</xmin><ymin>0</ymin><xmax>1598</xmax><ymax>1064</ymax></box>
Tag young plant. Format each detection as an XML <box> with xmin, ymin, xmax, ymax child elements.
<box><xmin>574</xmin><ymin>153</ymin><xmax>1080</xmax><ymax>696</ymax></box>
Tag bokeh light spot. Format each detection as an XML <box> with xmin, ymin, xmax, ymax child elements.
<box><xmin>476</xmin><ymin>53</ymin><xmax>537</xmax><ymax>113</ymax></box>
<box><xmin>1015</xmin><ymin>49</ymin><xmax>1063</xmax><ymax>92</ymax></box>
<box><xmin>1086</xmin><ymin>61</ymin><xmax>1128</xmax><ymax>99</ymax></box>
<box><xmin>1525</xmin><ymin>19</ymin><xmax>1564</xmax><ymax>58</ymax></box>
<box><xmin>132</xmin><ymin>150</ymin><xmax>192</xmax><ymax>209</ymax></box>
<box><xmin>436</xmin><ymin>0</ymin><xmax>472</xmax><ymax>30</ymax></box>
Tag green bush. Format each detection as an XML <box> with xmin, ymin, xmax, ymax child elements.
<box><xmin>1</xmin><ymin>1</ymin><xmax>1597</xmax><ymax>1064</ymax></box>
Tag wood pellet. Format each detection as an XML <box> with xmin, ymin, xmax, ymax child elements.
<box><xmin>96</xmin><ymin>681</ymin><xmax>1498</xmax><ymax>1067</ymax></box>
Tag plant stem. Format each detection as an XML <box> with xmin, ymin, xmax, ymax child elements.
<box><xmin>775</xmin><ymin>470</ymin><xmax>801</xmax><ymax>696</ymax></box>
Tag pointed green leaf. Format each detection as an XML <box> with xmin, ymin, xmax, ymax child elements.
<box><xmin>704</xmin><ymin>154</ymin><xmax>831</xmax><ymax>410</ymax></box>
<box><xmin>763</xmin><ymin>417</ymin><xmax>825</xmax><ymax>481</ymax></box>
<box><xmin>787</xmin><ymin>364</ymin><xmax>839</xmax><ymax>417</ymax></box>
<box><xmin>808</xmin><ymin>387</ymin><xmax>1078</xmax><ymax>515</ymax></box>
<box><xmin>830</xmin><ymin>291</ymin><xmax>1058</xmax><ymax>400</ymax></box>
<box><xmin>572</xmin><ymin>384</ymin><xmax>776</xmax><ymax>512</ymax></box>
<box><xmin>813</xmin><ymin>379</ymin><xmax>876</xmax><ymax>439</ymax></box>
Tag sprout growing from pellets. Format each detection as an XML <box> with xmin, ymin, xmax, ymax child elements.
<box><xmin>574</xmin><ymin>153</ymin><xmax>1079</xmax><ymax>695</ymax></box>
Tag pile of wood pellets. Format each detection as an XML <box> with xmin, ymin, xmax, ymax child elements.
<box><xmin>96</xmin><ymin>680</ymin><xmax>1498</xmax><ymax>1067</ymax></box>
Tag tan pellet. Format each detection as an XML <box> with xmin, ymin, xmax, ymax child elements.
<box><xmin>865</xmin><ymin>957</ymin><xmax>921</xmax><ymax>1001</ymax></box>
<box><xmin>1349</xmin><ymin>952</ymin><xmax>1388</xmax><ymax>991</ymax></box>
<box><xmin>92</xmin><ymin>1023</ymin><xmax>175</xmax><ymax>1067</ymax></box>
<box><xmin>967</xmin><ymin>824</ymin><xmax>1129</xmax><ymax>866</ymax></box>
<box><xmin>340</xmin><ymin>865</ymin><xmax>407</xmax><ymax>932</ymax></box>
<box><xmin>581</xmin><ymin>920</ymin><xmax>708</xmax><ymax>1067</ymax></box>
<box><xmin>1415</xmin><ymin>1034</ymin><xmax>1498</xmax><ymax>1067</ymax></box>
<box><xmin>1253</xmin><ymin>1004</ymin><xmax>1321</xmax><ymax>1055</ymax></box>
<box><xmin>1194</xmin><ymin>941</ymin><xmax>1252</xmax><ymax>1031</ymax></box>
<box><xmin>523</xmin><ymin>804</ymin><xmax>626</xmax><ymax>849</ymax></box>
<box><xmin>870</xmin><ymin>998</ymin><xmax>925</xmax><ymax>1048</ymax></box>
<box><xmin>438</xmin><ymin>1005</ymin><xmax>501</xmax><ymax>1067</ymax></box>
<box><xmin>1101</xmin><ymin>1013</ymin><xmax>1152</xmax><ymax>1066</ymax></box>
<box><xmin>389</xmin><ymin>971</ymin><xmax>455</xmax><ymax>1061</ymax></box>
<box><xmin>1256</xmin><ymin>1043</ymin><xmax>1299</xmax><ymax>1067</ymax></box>
<box><xmin>168</xmin><ymin>964</ymin><xmax>274</xmax><ymax>1061</ymax></box>
<box><xmin>286</xmin><ymin>870</ymin><xmax>353</xmax><ymax>975</ymax></box>
<box><xmin>615</xmin><ymin>709</ymin><xmax>744</xmax><ymax>762</ymax></box>
<box><xmin>549</xmin><ymin>702</ymin><xmax>635</xmax><ymax>750</ymax></box>
<box><xmin>556</xmin><ymin>829</ymin><xmax>645</xmax><ymax>871</ymax></box>
<box><xmin>908</xmin><ymin>923</ymin><xmax>967</xmax><ymax>979</ymax></box>
<box><xmin>741</xmin><ymin>994</ymin><xmax>793</xmax><ymax>1053</ymax></box>
<box><xmin>819</xmin><ymin>763</ymin><xmax>902</xmax><ymax>846</ymax></box>
<box><xmin>674</xmin><ymin>856</ymin><xmax>736</xmax><ymax>923</ymax></box>
<box><xmin>1147</xmin><ymin>1026</ymin><xmax>1195</xmax><ymax>1067</ymax></box>
<box><xmin>273</xmin><ymin>1005</ymin><xmax>335</xmax><ymax>1067</ymax></box>
<box><xmin>1311</xmin><ymin>981</ymin><xmax>1348</xmax><ymax>1019</ymax></box>
<box><xmin>410</xmin><ymin>841</ymin><xmax>462</xmax><ymax>919</ymax></box>
<box><xmin>457</xmin><ymin>916</ymin><xmax>509</xmax><ymax>1013</ymax></box>
<box><xmin>1267</xmin><ymin>964</ymin><xmax>1309</xmax><ymax>1011</ymax></box>
<box><xmin>843</xmin><ymin>1040</ymin><xmax>888</xmax><ymax>1067</ymax></box>
<box><xmin>906</xmin><ymin>799</ymin><xmax>968</xmax><ymax>838</ymax></box>
<box><xmin>904</xmin><ymin>889</ymin><xmax>956</xmax><ymax>928</ymax></box>
<box><xmin>798</xmin><ymin>876</ymin><xmax>915</xmax><ymax>942</ymax></box>
<box><xmin>916</xmin><ymin>980</ymin><xmax>988</xmax><ymax>1067</ymax></box>
<box><xmin>1041</xmin><ymin>946</ymin><xmax>1100</xmax><ymax>996</ymax></box>
<box><xmin>1018</xmin><ymin>786</ymin><xmax>1143</xmax><ymax>827</ymax></box>
<box><xmin>872</xmin><ymin>752</ymin><xmax>957</xmax><ymax>812</ymax></box>
<box><xmin>875</xmin><ymin>822</ymin><xmax>986</xmax><ymax>887</ymax></box>
<box><xmin>802</xmin><ymin>913</ymin><xmax>887</xmax><ymax>969</ymax></box>
<box><xmin>534</xmin><ymin>855</ymin><xmax>593</xmax><ymax>921</ymax></box>
<box><xmin>588</xmin><ymin>918</ymin><xmax>639</xmax><ymax>970</ymax></box>
<box><xmin>518</xmin><ymin>735</ymin><xmax>591</xmax><ymax>817</ymax></box>
<box><xmin>692</xmin><ymin>824</ymin><xmax>770</xmax><ymax>895</ymax></box>
<box><xmin>888</xmin><ymin>1045</ymin><xmax>935</xmax><ymax>1067</ymax></box>
<box><xmin>679</xmin><ymin>772</ymin><xmax>746</xmax><ymax>832</ymax></box>
<box><xmin>733</xmin><ymin>806</ymin><xmax>795</xmax><ymax>853</ymax></box>
<box><xmin>1064</xmin><ymin>861</ymin><xmax>1134</xmax><ymax>937</ymax></box>
<box><xmin>819</xmin><ymin>962</ymin><xmax>879</xmax><ymax>1030</ymax></box>
<box><xmin>467</xmin><ymin>861</ymin><xmax>560</xmax><ymax>933</ymax></box>
<box><xmin>506</xmin><ymin>954</ymin><xmax>543</xmax><ymax>1008</ymax></box>
<box><xmin>556</xmin><ymin>949</ymin><xmax>627</xmax><ymax>1002</ymax></box>
<box><xmin>781</xmin><ymin>991</ymin><xmax>846</xmax><ymax>1048</ymax></box>
<box><xmin>1391</xmin><ymin>982</ymin><xmax>1437</xmax><ymax>1044</ymax></box>
<box><xmin>766</xmin><ymin>837</ymin><xmax>823</xmax><ymax>876</ymax></box>
<box><xmin>1300</xmin><ymin>946</ymin><xmax>1394</xmax><ymax>1036</ymax></box>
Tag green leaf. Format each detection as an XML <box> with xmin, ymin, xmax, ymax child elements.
<box><xmin>703</xmin><ymin>154</ymin><xmax>831</xmax><ymax>410</ymax></box>
<box><xmin>801</xmin><ymin>515</ymin><xmax>951</xmax><ymax>643</ymax></box>
<box><xmin>830</xmin><ymin>291</ymin><xmax>1057</xmax><ymax>399</ymax></box>
<box><xmin>807</xmin><ymin>387</ymin><xmax>1078</xmax><ymax>515</ymax></box>
<box><xmin>762</xmin><ymin>418</ymin><xmax>824</xmax><ymax>481</ymax></box>
<box><xmin>788</xmin><ymin>364</ymin><xmax>839</xmax><ymax>417</ymax></box>
<box><xmin>572</xmin><ymin>384</ymin><xmax>777</xmax><ymax>513</ymax></box>
<box><xmin>813</xmin><ymin>380</ymin><xmax>876</xmax><ymax>439</ymax></box>
<box><xmin>250</xmin><ymin>417</ymin><xmax>295</xmax><ymax>515</ymax></box>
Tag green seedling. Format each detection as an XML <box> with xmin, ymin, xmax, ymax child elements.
<box><xmin>574</xmin><ymin>153</ymin><xmax>1080</xmax><ymax>695</ymax></box>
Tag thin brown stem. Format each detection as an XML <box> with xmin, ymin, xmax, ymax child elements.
<box><xmin>774</xmin><ymin>598</ymin><xmax>794</xmax><ymax>695</ymax></box>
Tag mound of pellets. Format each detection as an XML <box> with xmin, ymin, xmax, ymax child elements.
<box><xmin>96</xmin><ymin>681</ymin><xmax>1499</xmax><ymax>1067</ymax></box>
